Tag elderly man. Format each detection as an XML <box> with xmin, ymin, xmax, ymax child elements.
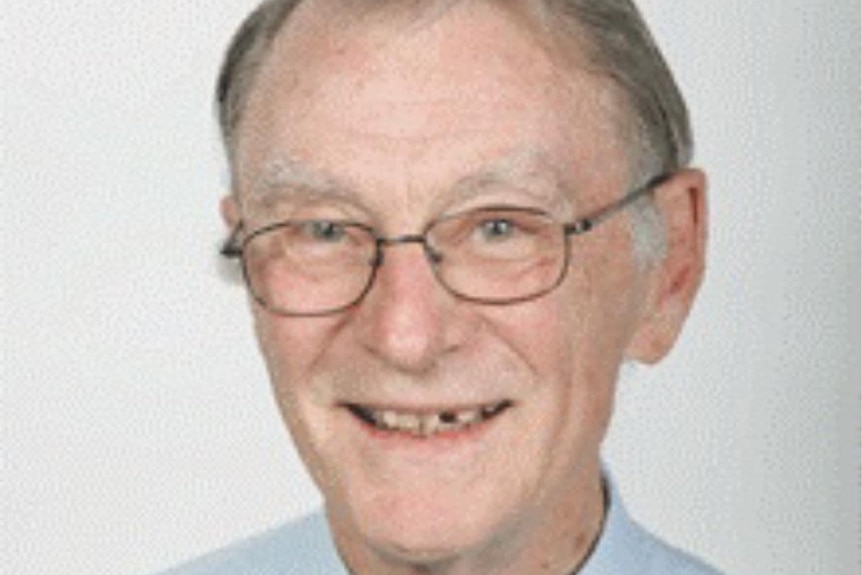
<box><xmin>165</xmin><ymin>0</ymin><xmax>718</xmax><ymax>573</ymax></box>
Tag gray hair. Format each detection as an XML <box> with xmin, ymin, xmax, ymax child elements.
<box><xmin>215</xmin><ymin>0</ymin><xmax>693</xmax><ymax>261</ymax></box>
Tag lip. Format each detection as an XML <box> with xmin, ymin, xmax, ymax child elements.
<box><xmin>342</xmin><ymin>400</ymin><xmax>512</xmax><ymax>416</ymax></box>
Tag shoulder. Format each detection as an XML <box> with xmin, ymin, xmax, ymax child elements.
<box><xmin>626</xmin><ymin>520</ymin><xmax>724</xmax><ymax>575</ymax></box>
<box><xmin>584</xmin><ymin>476</ymin><xmax>725</xmax><ymax>575</ymax></box>
<box><xmin>155</xmin><ymin>513</ymin><xmax>347</xmax><ymax>575</ymax></box>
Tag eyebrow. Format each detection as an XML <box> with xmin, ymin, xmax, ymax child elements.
<box><xmin>245</xmin><ymin>148</ymin><xmax>576</xmax><ymax>215</ymax></box>
<box><xmin>442</xmin><ymin>149</ymin><xmax>576</xmax><ymax>214</ymax></box>
<box><xmin>246</xmin><ymin>156</ymin><xmax>363</xmax><ymax>207</ymax></box>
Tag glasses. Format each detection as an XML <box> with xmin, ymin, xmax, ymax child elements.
<box><xmin>221</xmin><ymin>174</ymin><xmax>669</xmax><ymax>317</ymax></box>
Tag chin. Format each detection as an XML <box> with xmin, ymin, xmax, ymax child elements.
<box><xmin>334</xmin><ymin>485</ymin><xmax>515</xmax><ymax>568</ymax></box>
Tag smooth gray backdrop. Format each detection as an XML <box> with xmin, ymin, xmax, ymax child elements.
<box><xmin>5</xmin><ymin>2</ymin><xmax>860</xmax><ymax>574</ymax></box>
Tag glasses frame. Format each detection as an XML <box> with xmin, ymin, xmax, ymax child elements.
<box><xmin>221</xmin><ymin>173</ymin><xmax>670</xmax><ymax>317</ymax></box>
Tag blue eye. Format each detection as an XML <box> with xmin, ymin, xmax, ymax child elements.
<box><xmin>306</xmin><ymin>220</ymin><xmax>346</xmax><ymax>242</ymax></box>
<box><xmin>479</xmin><ymin>219</ymin><xmax>516</xmax><ymax>241</ymax></box>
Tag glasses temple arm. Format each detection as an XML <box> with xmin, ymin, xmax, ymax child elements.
<box><xmin>220</xmin><ymin>223</ymin><xmax>244</xmax><ymax>258</ymax></box>
<box><xmin>565</xmin><ymin>172</ymin><xmax>672</xmax><ymax>235</ymax></box>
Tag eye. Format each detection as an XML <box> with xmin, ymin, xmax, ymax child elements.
<box><xmin>304</xmin><ymin>220</ymin><xmax>347</xmax><ymax>242</ymax></box>
<box><xmin>477</xmin><ymin>218</ymin><xmax>517</xmax><ymax>242</ymax></box>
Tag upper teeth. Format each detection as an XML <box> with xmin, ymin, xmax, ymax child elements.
<box><xmin>351</xmin><ymin>402</ymin><xmax>509</xmax><ymax>437</ymax></box>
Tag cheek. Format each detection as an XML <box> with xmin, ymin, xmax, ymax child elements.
<box><xmin>482</xmin><ymin>287</ymin><xmax>608</xmax><ymax>421</ymax></box>
<box><xmin>251</xmin><ymin>309</ymin><xmax>351</xmax><ymax>445</ymax></box>
<box><xmin>253</xmin><ymin>308</ymin><xmax>342</xmax><ymax>385</ymax></box>
<box><xmin>479</xmin><ymin>290</ymin><xmax>618</xmax><ymax>502</ymax></box>
<box><xmin>252</xmin><ymin>309</ymin><xmax>350</xmax><ymax>477</ymax></box>
<box><xmin>486</xmin><ymin>257</ymin><xmax>635</xmax><ymax>421</ymax></box>
<box><xmin>483</xmin><ymin>266</ymin><xmax>624</xmax><ymax>381</ymax></box>
<box><xmin>573</xmin><ymin>230</ymin><xmax>646</xmax><ymax>352</ymax></box>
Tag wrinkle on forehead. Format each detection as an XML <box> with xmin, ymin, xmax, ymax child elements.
<box><xmin>243</xmin><ymin>0</ymin><xmax>590</xmax><ymax>137</ymax></box>
<box><xmin>236</xmin><ymin>0</ymin><xmax>630</xmax><ymax>219</ymax></box>
<box><xmin>244</xmin><ymin>147</ymin><xmax>578</xmax><ymax>218</ymax></box>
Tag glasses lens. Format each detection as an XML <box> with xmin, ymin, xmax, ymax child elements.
<box><xmin>429</xmin><ymin>208</ymin><xmax>567</xmax><ymax>303</ymax></box>
<box><xmin>241</xmin><ymin>221</ymin><xmax>376</xmax><ymax>315</ymax></box>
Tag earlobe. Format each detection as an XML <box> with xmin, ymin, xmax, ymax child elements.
<box><xmin>626</xmin><ymin>168</ymin><xmax>708</xmax><ymax>364</ymax></box>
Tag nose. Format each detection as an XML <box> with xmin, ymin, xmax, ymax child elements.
<box><xmin>353</xmin><ymin>240</ymin><xmax>460</xmax><ymax>373</ymax></box>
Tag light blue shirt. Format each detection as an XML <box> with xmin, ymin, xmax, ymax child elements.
<box><xmin>158</xmin><ymin>480</ymin><xmax>723</xmax><ymax>575</ymax></box>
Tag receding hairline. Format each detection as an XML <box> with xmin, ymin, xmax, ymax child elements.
<box><xmin>222</xmin><ymin>0</ymin><xmax>638</xmax><ymax>169</ymax></box>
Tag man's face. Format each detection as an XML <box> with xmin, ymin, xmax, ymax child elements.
<box><xmin>230</xmin><ymin>0</ymin><xmax>663</xmax><ymax>569</ymax></box>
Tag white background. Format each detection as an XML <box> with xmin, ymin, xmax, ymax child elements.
<box><xmin>4</xmin><ymin>2</ymin><xmax>860</xmax><ymax>574</ymax></box>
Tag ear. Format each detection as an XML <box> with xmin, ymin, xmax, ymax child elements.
<box><xmin>217</xmin><ymin>194</ymin><xmax>246</xmax><ymax>284</ymax></box>
<box><xmin>220</xmin><ymin>195</ymin><xmax>240</xmax><ymax>229</ymax></box>
<box><xmin>626</xmin><ymin>168</ymin><xmax>708</xmax><ymax>364</ymax></box>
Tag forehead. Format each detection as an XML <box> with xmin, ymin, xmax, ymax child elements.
<box><xmin>235</xmin><ymin>0</ymin><xmax>629</xmax><ymax>210</ymax></box>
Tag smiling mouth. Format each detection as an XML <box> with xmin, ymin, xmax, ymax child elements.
<box><xmin>345</xmin><ymin>401</ymin><xmax>513</xmax><ymax>438</ymax></box>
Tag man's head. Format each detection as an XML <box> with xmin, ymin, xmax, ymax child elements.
<box><xmin>217</xmin><ymin>0</ymin><xmax>693</xmax><ymax>184</ymax></box>
<box><xmin>217</xmin><ymin>0</ymin><xmax>706</xmax><ymax>572</ymax></box>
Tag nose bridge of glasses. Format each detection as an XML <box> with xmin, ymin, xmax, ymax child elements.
<box><xmin>376</xmin><ymin>234</ymin><xmax>443</xmax><ymax>265</ymax></box>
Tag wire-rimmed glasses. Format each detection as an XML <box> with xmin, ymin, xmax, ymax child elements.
<box><xmin>221</xmin><ymin>174</ymin><xmax>669</xmax><ymax>317</ymax></box>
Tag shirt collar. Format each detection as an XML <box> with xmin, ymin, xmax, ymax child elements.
<box><xmin>578</xmin><ymin>472</ymin><xmax>644</xmax><ymax>575</ymax></box>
